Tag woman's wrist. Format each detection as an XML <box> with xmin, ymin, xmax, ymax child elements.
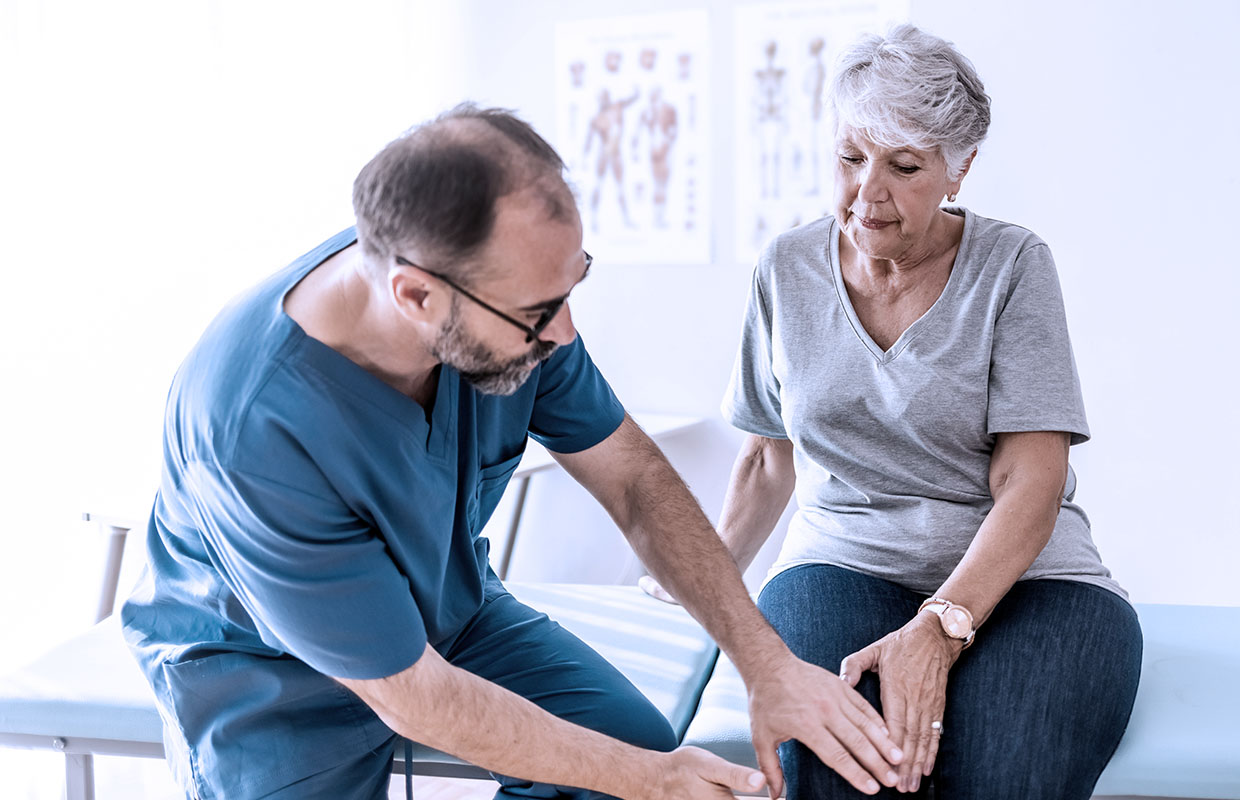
<box><xmin>917</xmin><ymin>597</ymin><xmax>976</xmax><ymax>649</ymax></box>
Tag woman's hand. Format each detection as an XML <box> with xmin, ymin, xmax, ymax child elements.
<box><xmin>839</xmin><ymin>614</ymin><xmax>962</xmax><ymax>792</ymax></box>
<box><xmin>639</xmin><ymin>434</ymin><xmax>795</xmax><ymax>611</ymax></box>
<box><xmin>638</xmin><ymin>574</ymin><xmax>680</xmax><ymax>605</ymax></box>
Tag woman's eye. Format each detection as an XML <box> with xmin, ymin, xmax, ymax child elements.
<box><xmin>894</xmin><ymin>164</ymin><xmax>920</xmax><ymax>174</ymax></box>
<box><xmin>839</xmin><ymin>154</ymin><xmax>862</xmax><ymax>164</ymax></box>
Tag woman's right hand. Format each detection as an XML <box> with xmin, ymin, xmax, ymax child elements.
<box><xmin>839</xmin><ymin>615</ymin><xmax>961</xmax><ymax>792</ymax></box>
<box><xmin>642</xmin><ymin>746</ymin><xmax>766</xmax><ymax>799</ymax></box>
<box><xmin>638</xmin><ymin>574</ymin><xmax>680</xmax><ymax>605</ymax></box>
<box><xmin>640</xmin><ymin>435</ymin><xmax>795</xmax><ymax>611</ymax></box>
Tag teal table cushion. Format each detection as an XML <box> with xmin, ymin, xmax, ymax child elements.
<box><xmin>683</xmin><ymin>603</ymin><xmax>1240</xmax><ymax>799</ymax></box>
<box><xmin>0</xmin><ymin>615</ymin><xmax>163</xmax><ymax>745</ymax></box>
<box><xmin>680</xmin><ymin>651</ymin><xmax>754</xmax><ymax>767</ymax></box>
<box><xmin>503</xmin><ymin>583</ymin><xmax>718</xmax><ymax>739</ymax></box>
<box><xmin>403</xmin><ymin>582</ymin><xmax>720</xmax><ymax>771</ymax></box>
<box><xmin>1092</xmin><ymin>603</ymin><xmax>1240</xmax><ymax>798</ymax></box>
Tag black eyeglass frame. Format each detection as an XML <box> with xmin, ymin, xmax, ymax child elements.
<box><xmin>395</xmin><ymin>252</ymin><xmax>592</xmax><ymax>343</ymax></box>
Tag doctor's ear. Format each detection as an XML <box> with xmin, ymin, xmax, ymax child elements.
<box><xmin>388</xmin><ymin>261</ymin><xmax>440</xmax><ymax>322</ymax></box>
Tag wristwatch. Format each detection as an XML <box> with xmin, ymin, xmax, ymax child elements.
<box><xmin>918</xmin><ymin>596</ymin><xmax>976</xmax><ymax>649</ymax></box>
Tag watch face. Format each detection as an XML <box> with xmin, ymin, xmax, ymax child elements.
<box><xmin>943</xmin><ymin>607</ymin><xmax>970</xmax><ymax>637</ymax></box>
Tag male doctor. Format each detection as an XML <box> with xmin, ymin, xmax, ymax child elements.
<box><xmin>122</xmin><ymin>104</ymin><xmax>902</xmax><ymax>799</ymax></box>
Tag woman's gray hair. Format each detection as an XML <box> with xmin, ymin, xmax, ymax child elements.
<box><xmin>831</xmin><ymin>24</ymin><xmax>990</xmax><ymax>179</ymax></box>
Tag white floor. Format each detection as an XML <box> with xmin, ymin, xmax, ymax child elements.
<box><xmin>0</xmin><ymin>751</ymin><xmax>1199</xmax><ymax>800</ymax></box>
<box><xmin>0</xmin><ymin>750</ymin><xmax>500</xmax><ymax>800</ymax></box>
<box><xmin>0</xmin><ymin>750</ymin><xmax>180</xmax><ymax>800</ymax></box>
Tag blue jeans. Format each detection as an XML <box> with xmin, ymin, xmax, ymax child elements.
<box><xmin>259</xmin><ymin>574</ymin><xmax>678</xmax><ymax>800</ymax></box>
<box><xmin>757</xmin><ymin>564</ymin><xmax>1142</xmax><ymax>800</ymax></box>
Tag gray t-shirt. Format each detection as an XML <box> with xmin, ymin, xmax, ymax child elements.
<box><xmin>724</xmin><ymin>208</ymin><xmax>1125</xmax><ymax>599</ymax></box>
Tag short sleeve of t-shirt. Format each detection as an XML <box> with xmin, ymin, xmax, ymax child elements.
<box><xmin>189</xmin><ymin>453</ymin><xmax>428</xmax><ymax>681</ymax></box>
<box><xmin>528</xmin><ymin>334</ymin><xmax>626</xmax><ymax>453</ymax></box>
<box><xmin>722</xmin><ymin>249</ymin><xmax>789</xmax><ymax>439</ymax></box>
<box><xmin>987</xmin><ymin>242</ymin><xmax>1090</xmax><ymax>444</ymax></box>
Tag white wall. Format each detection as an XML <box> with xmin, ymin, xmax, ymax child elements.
<box><xmin>0</xmin><ymin>3</ymin><xmax>471</xmax><ymax>795</ymax></box>
<box><xmin>0</xmin><ymin>0</ymin><xmax>468</xmax><ymax>666</ymax></box>
<box><xmin>2</xmin><ymin>0</ymin><xmax>1238</xmax><ymax>671</ymax></box>
<box><xmin>0</xmin><ymin>1</ymin><xmax>1236</xmax><ymax>797</ymax></box>
<box><xmin>940</xmin><ymin>0</ymin><xmax>1240</xmax><ymax>607</ymax></box>
<box><xmin>459</xmin><ymin>0</ymin><xmax>1240</xmax><ymax>606</ymax></box>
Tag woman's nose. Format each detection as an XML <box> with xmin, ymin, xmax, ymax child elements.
<box><xmin>857</xmin><ymin>166</ymin><xmax>888</xmax><ymax>203</ymax></box>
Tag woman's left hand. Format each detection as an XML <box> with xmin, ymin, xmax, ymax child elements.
<box><xmin>839</xmin><ymin>614</ymin><xmax>963</xmax><ymax>792</ymax></box>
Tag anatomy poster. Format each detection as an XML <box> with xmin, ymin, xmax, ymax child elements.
<box><xmin>734</xmin><ymin>0</ymin><xmax>909</xmax><ymax>264</ymax></box>
<box><xmin>556</xmin><ymin>11</ymin><xmax>710</xmax><ymax>264</ymax></box>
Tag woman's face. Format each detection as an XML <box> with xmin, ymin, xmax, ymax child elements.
<box><xmin>832</xmin><ymin>125</ymin><xmax>967</xmax><ymax>263</ymax></box>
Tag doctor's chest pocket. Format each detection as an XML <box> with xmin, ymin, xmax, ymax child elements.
<box><xmin>467</xmin><ymin>451</ymin><xmax>525</xmax><ymax>534</ymax></box>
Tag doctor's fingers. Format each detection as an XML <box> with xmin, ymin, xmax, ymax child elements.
<box><xmin>799</xmin><ymin>725</ymin><xmax>899</xmax><ymax>795</ymax></box>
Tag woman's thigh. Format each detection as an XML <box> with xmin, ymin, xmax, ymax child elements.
<box><xmin>758</xmin><ymin>564</ymin><xmax>927</xmax><ymax>800</ymax></box>
<box><xmin>937</xmin><ymin>580</ymin><xmax>1142</xmax><ymax>800</ymax></box>
<box><xmin>756</xmin><ymin>567</ymin><xmax>1141</xmax><ymax>800</ymax></box>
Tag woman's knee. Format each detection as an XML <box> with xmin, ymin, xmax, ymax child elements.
<box><xmin>936</xmin><ymin>582</ymin><xmax>1142</xmax><ymax>798</ymax></box>
<box><xmin>781</xmin><ymin>740</ymin><xmax>909</xmax><ymax>800</ymax></box>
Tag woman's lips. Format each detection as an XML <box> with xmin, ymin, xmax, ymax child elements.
<box><xmin>856</xmin><ymin>215</ymin><xmax>895</xmax><ymax>230</ymax></box>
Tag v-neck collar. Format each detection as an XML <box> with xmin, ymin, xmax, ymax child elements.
<box><xmin>829</xmin><ymin>208</ymin><xmax>973</xmax><ymax>365</ymax></box>
<box><xmin>275</xmin><ymin>228</ymin><xmax>459</xmax><ymax>462</ymax></box>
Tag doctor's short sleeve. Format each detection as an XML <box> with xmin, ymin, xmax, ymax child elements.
<box><xmin>187</xmin><ymin>456</ymin><xmax>428</xmax><ymax>681</ymax></box>
<box><xmin>527</xmin><ymin>334</ymin><xmax>626</xmax><ymax>453</ymax></box>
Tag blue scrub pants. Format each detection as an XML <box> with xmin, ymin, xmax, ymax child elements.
<box><xmin>261</xmin><ymin>576</ymin><xmax>678</xmax><ymax>800</ymax></box>
<box><xmin>757</xmin><ymin>564</ymin><xmax>1142</xmax><ymax>800</ymax></box>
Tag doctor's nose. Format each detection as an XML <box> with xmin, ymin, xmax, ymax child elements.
<box><xmin>538</xmin><ymin>303</ymin><xmax>577</xmax><ymax>347</ymax></box>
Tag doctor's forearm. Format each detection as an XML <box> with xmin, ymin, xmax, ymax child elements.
<box><xmin>339</xmin><ymin>646</ymin><xmax>654</xmax><ymax>798</ymax></box>
<box><xmin>553</xmin><ymin>416</ymin><xmax>792</xmax><ymax>677</ymax></box>
<box><xmin>615</xmin><ymin>441</ymin><xmax>793</xmax><ymax>676</ymax></box>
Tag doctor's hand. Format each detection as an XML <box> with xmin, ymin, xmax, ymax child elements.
<box><xmin>641</xmin><ymin>746</ymin><xmax>766</xmax><ymax>799</ymax></box>
<box><xmin>840</xmin><ymin>614</ymin><xmax>961</xmax><ymax>793</ymax></box>
<box><xmin>746</xmin><ymin>652</ymin><xmax>903</xmax><ymax>798</ymax></box>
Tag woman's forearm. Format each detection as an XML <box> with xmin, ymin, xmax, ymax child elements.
<box><xmin>716</xmin><ymin>434</ymin><xmax>797</xmax><ymax>574</ymax></box>
<box><xmin>933</xmin><ymin>431</ymin><xmax>1070</xmax><ymax>627</ymax></box>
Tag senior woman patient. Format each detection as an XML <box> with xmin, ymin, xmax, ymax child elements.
<box><xmin>649</xmin><ymin>24</ymin><xmax>1141</xmax><ymax>798</ymax></box>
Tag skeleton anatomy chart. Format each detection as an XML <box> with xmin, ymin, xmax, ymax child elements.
<box><xmin>556</xmin><ymin>11</ymin><xmax>710</xmax><ymax>264</ymax></box>
<box><xmin>734</xmin><ymin>0</ymin><xmax>909</xmax><ymax>264</ymax></box>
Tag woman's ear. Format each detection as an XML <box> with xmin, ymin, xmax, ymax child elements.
<box><xmin>952</xmin><ymin>149</ymin><xmax>978</xmax><ymax>190</ymax></box>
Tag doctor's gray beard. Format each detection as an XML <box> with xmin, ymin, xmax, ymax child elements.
<box><xmin>430</xmin><ymin>299</ymin><xmax>558</xmax><ymax>395</ymax></box>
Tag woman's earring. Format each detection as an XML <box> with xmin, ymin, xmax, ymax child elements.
<box><xmin>947</xmin><ymin>192</ymin><xmax>957</xmax><ymax>203</ymax></box>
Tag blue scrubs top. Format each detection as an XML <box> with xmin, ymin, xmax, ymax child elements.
<box><xmin>120</xmin><ymin>229</ymin><xmax>626</xmax><ymax>796</ymax></box>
